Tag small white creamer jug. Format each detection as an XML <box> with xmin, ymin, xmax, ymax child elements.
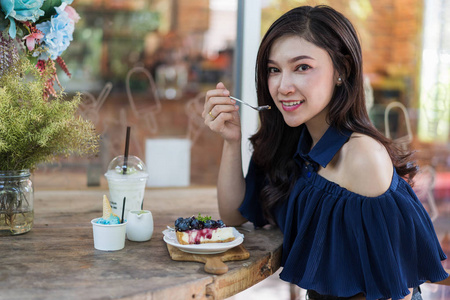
<box><xmin>126</xmin><ymin>210</ymin><xmax>154</xmax><ymax>242</ymax></box>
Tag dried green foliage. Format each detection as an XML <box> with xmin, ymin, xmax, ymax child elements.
<box><xmin>0</xmin><ymin>55</ymin><xmax>99</xmax><ymax>171</ymax></box>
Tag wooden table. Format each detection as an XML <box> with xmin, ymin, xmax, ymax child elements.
<box><xmin>0</xmin><ymin>188</ymin><xmax>283</xmax><ymax>300</ymax></box>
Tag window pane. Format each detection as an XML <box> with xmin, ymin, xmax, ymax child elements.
<box><xmin>35</xmin><ymin>0</ymin><xmax>237</xmax><ymax>189</ymax></box>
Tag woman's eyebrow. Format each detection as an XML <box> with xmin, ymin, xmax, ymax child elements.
<box><xmin>267</xmin><ymin>55</ymin><xmax>315</xmax><ymax>64</ymax></box>
<box><xmin>288</xmin><ymin>55</ymin><xmax>314</xmax><ymax>63</ymax></box>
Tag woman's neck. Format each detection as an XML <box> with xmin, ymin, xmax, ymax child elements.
<box><xmin>305</xmin><ymin>105</ymin><xmax>331</xmax><ymax>148</ymax></box>
<box><xmin>305</xmin><ymin>119</ymin><xmax>330</xmax><ymax>149</ymax></box>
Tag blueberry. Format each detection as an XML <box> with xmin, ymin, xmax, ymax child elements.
<box><xmin>216</xmin><ymin>220</ymin><xmax>225</xmax><ymax>228</ymax></box>
<box><xmin>178</xmin><ymin>220</ymin><xmax>189</xmax><ymax>231</ymax></box>
<box><xmin>204</xmin><ymin>220</ymin><xmax>213</xmax><ymax>228</ymax></box>
<box><xmin>190</xmin><ymin>218</ymin><xmax>200</xmax><ymax>229</ymax></box>
<box><xmin>175</xmin><ymin>217</ymin><xmax>184</xmax><ymax>228</ymax></box>
<box><xmin>197</xmin><ymin>220</ymin><xmax>204</xmax><ymax>229</ymax></box>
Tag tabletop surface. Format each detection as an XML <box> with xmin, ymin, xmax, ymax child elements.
<box><xmin>0</xmin><ymin>188</ymin><xmax>283</xmax><ymax>300</ymax></box>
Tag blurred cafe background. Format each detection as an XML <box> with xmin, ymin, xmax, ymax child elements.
<box><xmin>36</xmin><ymin>0</ymin><xmax>449</xmax><ymax>230</ymax></box>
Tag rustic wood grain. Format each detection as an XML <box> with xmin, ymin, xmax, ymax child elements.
<box><xmin>167</xmin><ymin>244</ymin><xmax>250</xmax><ymax>275</ymax></box>
<box><xmin>0</xmin><ymin>188</ymin><xmax>283</xmax><ymax>300</ymax></box>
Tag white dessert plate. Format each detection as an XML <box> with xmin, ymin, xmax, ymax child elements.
<box><xmin>162</xmin><ymin>227</ymin><xmax>244</xmax><ymax>255</ymax></box>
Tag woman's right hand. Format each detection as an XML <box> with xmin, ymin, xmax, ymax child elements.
<box><xmin>203</xmin><ymin>82</ymin><xmax>241</xmax><ymax>142</ymax></box>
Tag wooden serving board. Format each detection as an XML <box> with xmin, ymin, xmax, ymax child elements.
<box><xmin>166</xmin><ymin>244</ymin><xmax>250</xmax><ymax>275</ymax></box>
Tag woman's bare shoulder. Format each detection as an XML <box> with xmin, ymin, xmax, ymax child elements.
<box><xmin>338</xmin><ymin>133</ymin><xmax>393</xmax><ymax>197</ymax></box>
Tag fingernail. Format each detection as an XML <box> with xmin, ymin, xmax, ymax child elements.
<box><xmin>223</xmin><ymin>90</ymin><xmax>230</xmax><ymax>96</ymax></box>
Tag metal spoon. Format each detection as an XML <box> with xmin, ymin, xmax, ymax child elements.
<box><xmin>229</xmin><ymin>96</ymin><xmax>271</xmax><ymax>111</ymax></box>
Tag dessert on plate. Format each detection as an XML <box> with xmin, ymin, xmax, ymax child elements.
<box><xmin>174</xmin><ymin>214</ymin><xmax>235</xmax><ymax>245</ymax></box>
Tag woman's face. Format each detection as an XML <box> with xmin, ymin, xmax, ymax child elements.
<box><xmin>267</xmin><ymin>35</ymin><xmax>339</xmax><ymax>129</ymax></box>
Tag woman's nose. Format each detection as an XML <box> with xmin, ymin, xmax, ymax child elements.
<box><xmin>278</xmin><ymin>73</ymin><xmax>295</xmax><ymax>95</ymax></box>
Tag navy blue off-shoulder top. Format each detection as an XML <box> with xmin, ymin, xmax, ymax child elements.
<box><xmin>239</xmin><ymin>125</ymin><xmax>448</xmax><ymax>300</ymax></box>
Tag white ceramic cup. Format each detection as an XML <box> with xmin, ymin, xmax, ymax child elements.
<box><xmin>126</xmin><ymin>210</ymin><xmax>153</xmax><ymax>242</ymax></box>
<box><xmin>91</xmin><ymin>218</ymin><xmax>127</xmax><ymax>251</ymax></box>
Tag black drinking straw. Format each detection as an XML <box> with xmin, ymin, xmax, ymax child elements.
<box><xmin>123</xmin><ymin>126</ymin><xmax>131</xmax><ymax>174</ymax></box>
<box><xmin>121</xmin><ymin>197</ymin><xmax>126</xmax><ymax>223</ymax></box>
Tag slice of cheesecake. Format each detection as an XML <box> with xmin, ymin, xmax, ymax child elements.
<box><xmin>174</xmin><ymin>215</ymin><xmax>235</xmax><ymax>245</ymax></box>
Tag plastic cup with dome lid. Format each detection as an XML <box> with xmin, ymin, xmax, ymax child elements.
<box><xmin>104</xmin><ymin>155</ymin><xmax>149</xmax><ymax>220</ymax></box>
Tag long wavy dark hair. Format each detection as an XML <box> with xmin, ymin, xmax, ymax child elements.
<box><xmin>250</xmin><ymin>5</ymin><xmax>417</xmax><ymax>223</ymax></box>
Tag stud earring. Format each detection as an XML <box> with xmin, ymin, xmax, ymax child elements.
<box><xmin>337</xmin><ymin>77</ymin><xmax>342</xmax><ymax>86</ymax></box>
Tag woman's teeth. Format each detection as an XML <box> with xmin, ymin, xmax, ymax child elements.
<box><xmin>283</xmin><ymin>100</ymin><xmax>305</xmax><ymax>106</ymax></box>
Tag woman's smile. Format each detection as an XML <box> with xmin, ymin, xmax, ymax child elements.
<box><xmin>280</xmin><ymin>100</ymin><xmax>305</xmax><ymax>111</ymax></box>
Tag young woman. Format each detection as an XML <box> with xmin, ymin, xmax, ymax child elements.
<box><xmin>202</xmin><ymin>5</ymin><xmax>448</xmax><ymax>300</ymax></box>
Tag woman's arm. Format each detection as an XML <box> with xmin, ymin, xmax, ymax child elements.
<box><xmin>217</xmin><ymin>139</ymin><xmax>247</xmax><ymax>226</ymax></box>
<box><xmin>203</xmin><ymin>82</ymin><xmax>247</xmax><ymax>226</ymax></box>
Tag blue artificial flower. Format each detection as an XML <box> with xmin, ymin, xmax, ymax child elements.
<box><xmin>35</xmin><ymin>3</ymin><xmax>74</xmax><ymax>60</ymax></box>
<box><xmin>0</xmin><ymin>0</ymin><xmax>45</xmax><ymax>37</ymax></box>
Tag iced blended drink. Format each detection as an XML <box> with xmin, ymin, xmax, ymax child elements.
<box><xmin>104</xmin><ymin>155</ymin><xmax>149</xmax><ymax>220</ymax></box>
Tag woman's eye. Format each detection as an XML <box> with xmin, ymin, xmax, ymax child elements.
<box><xmin>297</xmin><ymin>64</ymin><xmax>311</xmax><ymax>71</ymax></box>
<box><xmin>268</xmin><ymin>67</ymin><xmax>279</xmax><ymax>73</ymax></box>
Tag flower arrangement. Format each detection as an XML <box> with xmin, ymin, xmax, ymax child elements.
<box><xmin>0</xmin><ymin>1</ymin><xmax>98</xmax><ymax>235</ymax></box>
<box><xmin>0</xmin><ymin>54</ymin><xmax>99</xmax><ymax>235</ymax></box>
<box><xmin>0</xmin><ymin>0</ymin><xmax>80</xmax><ymax>97</ymax></box>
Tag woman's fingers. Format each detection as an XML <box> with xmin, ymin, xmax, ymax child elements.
<box><xmin>215</xmin><ymin>108</ymin><xmax>240</xmax><ymax>125</ymax></box>
<box><xmin>203</xmin><ymin>85</ymin><xmax>235</xmax><ymax>120</ymax></box>
<box><xmin>216</xmin><ymin>81</ymin><xmax>226</xmax><ymax>90</ymax></box>
<box><xmin>205</xmin><ymin>82</ymin><xmax>230</xmax><ymax>104</ymax></box>
<box><xmin>207</xmin><ymin>109</ymin><xmax>242</xmax><ymax>141</ymax></box>
<box><xmin>208</xmin><ymin>103</ymin><xmax>238</xmax><ymax>119</ymax></box>
<box><xmin>208</xmin><ymin>110</ymin><xmax>216</xmax><ymax>120</ymax></box>
<box><xmin>205</xmin><ymin>89</ymin><xmax>230</xmax><ymax>106</ymax></box>
<box><xmin>205</xmin><ymin>106</ymin><xmax>239</xmax><ymax>128</ymax></box>
<box><xmin>202</xmin><ymin>83</ymin><xmax>241</xmax><ymax>141</ymax></box>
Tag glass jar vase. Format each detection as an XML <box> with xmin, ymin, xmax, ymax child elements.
<box><xmin>0</xmin><ymin>170</ymin><xmax>34</xmax><ymax>235</ymax></box>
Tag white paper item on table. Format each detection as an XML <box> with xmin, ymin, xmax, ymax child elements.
<box><xmin>91</xmin><ymin>219</ymin><xmax>127</xmax><ymax>251</ymax></box>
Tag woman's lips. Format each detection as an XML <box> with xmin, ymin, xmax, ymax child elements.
<box><xmin>281</xmin><ymin>100</ymin><xmax>305</xmax><ymax>111</ymax></box>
